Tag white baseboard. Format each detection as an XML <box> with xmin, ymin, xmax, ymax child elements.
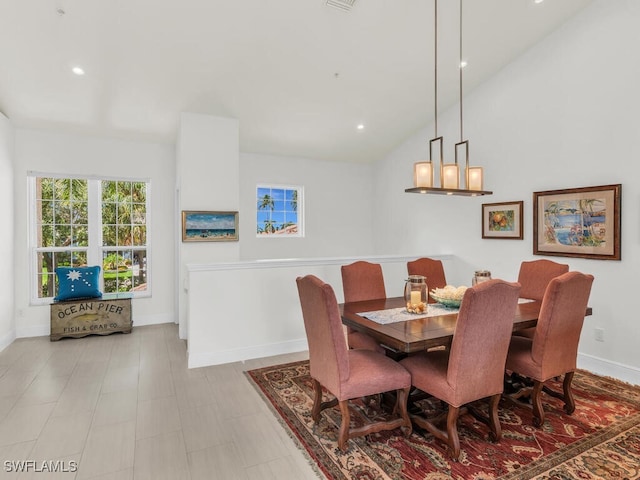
<box><xmin>188</xmin><ymin>338</ymin><xmax>308</xmax><ymax>369</ymax></box>
<box><xmin>578</xmin><ymin>352</ymin><xmax>640</xmax><ymax>386</ymax></box>
<box><xmin>0</xmin><ymin>329</ymin><xmax>16</xmax><ymax>353</ymax></box>
<box><xmin>133</xmin><ymin>313</ymin><xmax>175</xmax><ymax>327</ymax></box>
<box><xmin>16</xmin><ymin>325</ymin><xmax>49</xmax><ymax>338</ymax></box>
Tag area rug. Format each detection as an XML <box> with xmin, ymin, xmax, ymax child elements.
<box><xmin>246</xmin><ymin>360</ymin><xmax>640</xmax><ymax>479</ymax></box>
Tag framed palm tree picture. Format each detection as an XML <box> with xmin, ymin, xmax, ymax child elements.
<box><xmin>181</xmin><ymin>211</ymin><xmax>239</xmax><ymax>242</ymax></box>
<box><xmin>533</xmin><ymin>184</ymin><xmax>621</xmax><ymax>260</ymax></box>
<box><xmin>256</xmin><ymin>185</ymin><xmax>303</xmax><ymax>237</ymax></box>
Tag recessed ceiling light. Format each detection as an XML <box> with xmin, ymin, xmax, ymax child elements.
<box><xmin>357</xmin><ymin>124</ymin><xmax>365</xmax><ymax>131</ymax></box>
<box><xmin>72</xmin><ymin>66</ymin><xmax>85</xmax><ymax>76</ymax></box>
<box><xmin>534</xmin><ymin>0</ymin><xmax>544</xmax><ymax>4</ymax></box>
<box><xmin>460</xmin><ymin>60</ymin><xmax>468</xmax><ymax>68</ymax></box>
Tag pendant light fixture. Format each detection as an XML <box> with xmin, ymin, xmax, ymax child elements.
<box><xmin>406</xmin><ymin>0</ymin><xmax>492</xmax><ymax>197</ymax></box>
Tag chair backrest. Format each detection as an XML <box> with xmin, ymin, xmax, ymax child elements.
<box><xmin>532</xmin><ymin>271</ymin><xmax>594</xmax><ymax>377</ymax></box>
<box><xmin>341</xmin><ymin>261</ymin><xmax>386</xmax><ymax>303</ymax></box>
<box><xmin>296</xmin><ymin>275</ymin><xmax>349</xmax><ymax>393</ymax></box>
<box><xmin>447</xmin><ymin>279</ymin><xmax>521</xmax><ymax>404</ymax></box>
<box><xmin>517</xmin><ymin>259</ymin><xmax>569</xmax><ymax>301</ymax></box>
<box><xmin>407</xmin><ymin>258</ymin><xmax>447</xmax><ymax>302</ymax></box>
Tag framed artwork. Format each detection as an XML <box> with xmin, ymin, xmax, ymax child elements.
<box><xmin>533</xmin><ymin>184</ymin><xmax>621</xmax><ymax>260</ymax></box>
<box><xmin>482</xmin><ymin>201</ymin><xmax>524</xmax><ymax>239</ymax></box>
<box><xmin>181</xmin><ymin>211</ymin><xmax>239</xmax><ymax>242</ymax></box>
<box><xmin>256</xmin><ymin>185</ymin><xmax>303</xmax><ymax>237</ymax></box>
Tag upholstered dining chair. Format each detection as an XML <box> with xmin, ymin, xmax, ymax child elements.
<box><xmin>407</xmin><ymin>257</ymin><xmax>447</xmax><ymax>303</ymax></box>
<box><xmin>341</xmin><ymin>261</ymin><xmax>387</xmax><ymax>353</ymax></box>
<box><xmin>514</xmin><ymin>259</ymin><xmax>569</xmax><ymax>338</ymax></box>
<box><xmin>296</xmin><ymin>274</ymin><xmax>412</xmax><ymax>451</ymax></box>
<box><xmin>400</xmin><ymin>279</ymin><xmax>521</xmax><ymax>460</ymax></box>
<box><xmin>505</xmin><ymin>271</ymin><xmax>594</xmax><ymax>428</ymax></box>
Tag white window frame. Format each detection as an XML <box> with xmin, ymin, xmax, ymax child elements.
<box><xmin>28</xmin><ymin>172</ymin><xmax>152</xmax><ymax>305</ymax></box>
<box><xmin>256</xmin><ymin>184</ymin><xmax>304</xmax><ymax>238</ymax></box>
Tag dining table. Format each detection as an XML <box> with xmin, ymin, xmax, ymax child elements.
<box><xmin>340</xmin><ymin>296</ymin><xmax>593</xmax><ymax>356</ymax></box>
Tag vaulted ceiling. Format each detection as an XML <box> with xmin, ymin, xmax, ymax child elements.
<box><xmin>0</xmin><ymin>0</ymin><xmax>593</xmax><ymax>162</ymax></box>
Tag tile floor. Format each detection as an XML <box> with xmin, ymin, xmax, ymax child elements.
<box><xmin>0</xmin><ymin>323</ymin><xmax>320</xmax><ymax>479</ymax></box>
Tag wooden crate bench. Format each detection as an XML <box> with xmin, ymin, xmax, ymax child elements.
<box><xmin>50</xmin><ymin>293</ymin><xmax>133</xmax><ymax>341</ymax></box>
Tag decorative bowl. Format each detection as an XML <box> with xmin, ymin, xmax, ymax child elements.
<box><xmin>429</xmin><ymin>294</ymin><xmax>462</xmax><ymax>308</ymax></box>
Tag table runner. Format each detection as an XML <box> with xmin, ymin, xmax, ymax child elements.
<box><xmin>361</xmin><ymin>298</ymin><xmax>535</xmax><ymax>325</ymax></box>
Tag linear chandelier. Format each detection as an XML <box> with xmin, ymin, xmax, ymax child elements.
<box><xmin>405</xmin><ymin>0</ymin><xmax>492</xmax><ymax>197</ymax></box>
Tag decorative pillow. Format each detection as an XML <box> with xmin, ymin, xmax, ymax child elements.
<box><xmin>54</xmin><ymin>266</ymin><xmax>103</xmax><ymax>302</ymax></box>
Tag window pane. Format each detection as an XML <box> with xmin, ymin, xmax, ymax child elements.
<box><xmin>54</xmin><ymin>200</ymin><xmax>71</xmax><ymax>225</ymax></box>
<box><xmin>39</xmin><ymin>178</ymin><xmax>54</xmax><ymax>200</ymax></box>
<box><xmin>102</xmin><ymin>225</ymin><xmax>117</xmax><ymax>246</ymax></box>
<box><xmin>132</xmin><ymin>204</ymin><xmax>146</xmax><ymax>224</ymax></box>
<box><xmin>39</xmin><ymin>225</ymin><xmax>54</xmax><ymax>247</ymax></box>
<box><xmin>118</xmin><ymin>226</ymin><xmax>132</xmax><ymax>246</ymax></box>
<box><xmin>131</xmin><ymin>250</ymin><xmax>147</xmax><ymax>292</ymax></box>
<box><xmin>55</xmin><ymin>225</ymin><xmax>71</xmax><ymax>247</ymax></box>
<box><xmin>39</xmin><ymin>200</ymin><xmax>53</xmax><ymax>224</ymax></box>
<box><xmin>132</xmin><ymin>226</ymin><xmax>146</xmax><ymax>246</ymax></box>
<box><xmin>73</xmin><ymin>226</ymin><xmax>89</xmax><ymax>246</ymax></box>
<box><xmin>102</xmin><ymin>202</ymin><xmax>116</xmax><ymax>224</ymax></box>
<box><xmin>117</xmin><ymin>204</ymin><xmax>131</xmax><ymax>224</ymax></box>
<box><xmin>71</xmin><ymin>201</ymin><xmax>88</xmax><ymax>225</ymax></box>
<box><xmin>103</xmin><ymin>251</ymin><xmax>132</xmax><ymax>293</ymax></box>
<box><xmin>132</xmin><ymin>182</ymin><xmax>146</xmax><ymax>202</ymax></box>
<box><xmin>71</xmin><ymin>179</ymin><xmax>87</xmax><ymax>199</ymax></box>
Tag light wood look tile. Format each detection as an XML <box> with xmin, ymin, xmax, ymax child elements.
<box><xmin>92</xmin><ymin>390</ymin><xmax>138</xmax><ymax>427</ymax></box>
<box><xmin>135</xmin><ymin>396</ymin><xmax>181</xmax><ymax>440</ymax></box>
<box><xmin>0</xmin><ymin>324</ymin><xmax>320</xmax><ymax>480</ymax></box>
<box><xmin>134</xmin><ymin>430</ymin><xmax>189</xmax><ymax>480</ymax></box>
<box><xmin>188</xmin><ymin>442</ymin><xmax>248</xmax><ymax>480</ymax></box>
<box><xmin>76</xmin><ymin>420</ymin><xmax>135</xmax><ymax>479</ymax></box>
<box><xmin>30</xmin><ymin>412</ymin><xmax>92</xmax><ymax>459</ymax></box>
<box><xmin>0</xmin><ymin>403</ymin><xmax>55</xmax><ymax>446</ymax></box>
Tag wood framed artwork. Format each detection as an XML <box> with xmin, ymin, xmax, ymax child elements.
<box><xmin>181</xmin><ymin>211</ymin><xmax>239</xmax><ymax>242</ymax></box>
<box><xmin>482</xmin><ymin>201</ymin><xmax>523</xmax><ymax>239</ymax></box>
<box><xmin>533</xmin><ymin>184</ymin><xmax>621</xmax><ymax>260</ymax></box>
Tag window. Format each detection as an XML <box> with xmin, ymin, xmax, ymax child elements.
<box><xmin>256</xmin><ymin>185</ymin><xmax>303</xmax><ymax>237</ymax></box>
<box><xmin>29</xmin><ymin>174</ymin><xmax>150</xmax><ymax>302</ymax></box>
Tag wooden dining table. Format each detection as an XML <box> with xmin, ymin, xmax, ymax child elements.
<box><xmin>340</xmin><ymin>297</ymin><xmax>592</xmax><ymax>356</ymax></box>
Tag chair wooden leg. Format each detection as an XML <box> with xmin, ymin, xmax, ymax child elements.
<box><xmin>311</xmin><ymin>379</ymin><xmax>323</xmax><ymax>422</ymax></box>
<box><xmin>338</xmin><ymin>400</ymin><xmax>351</xmax><ymax>451</ymax></box>
<box><xmin>446</xmin><ymin>406</ymin><xmax>461</xmax><ymax>460</ymax></box>
<box><xmin>396</xmin><ymin>387</ymin><xmax>412</xmax><ymax>437</ymax></box>
<box><xmin>562</xmin><ymin>371</ymin><xmax>576</xmax><ymax>415</ymax></box>
<box><xmin>531</xmin><ymin>380</ymin><xmax>545</xmax><ymax>428</ymax></box>
<box><xmin>487</xmin><ymin>394</ymin><xmax>502</xmax><ymax>442</ymax></box>
<box><xmin>311</xmin><ymin>379</ymin><xmax>337</xmax><ymax>423</ymax></box>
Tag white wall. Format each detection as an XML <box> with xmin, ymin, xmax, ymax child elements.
<box><xmin>0</xmin><ymin>114</ymin><xmax>15</xmax><ymax>350</ymax></box>
<box><xmin>373</xmin><ymin>0</ymin><xmax>640</xmax><ymax>383</ymax></box>
<box><xmin>187</xmin><ymin>254</ymin><xmax>454</xmax><ymax>367</ymax></box>
<box><xmin>176</xmin><ymin>113</ymin><xmax>240</xmax><ymax>339</ymax></box>
<box><xmin>13</xmin><ymin>128</ymin><xmax>176</xmax><ymax>337</ymax></box>
<box><xmin>239</xmin><ymin>152</ymin><xmax>375</xmax><ymax>260</ymax></box>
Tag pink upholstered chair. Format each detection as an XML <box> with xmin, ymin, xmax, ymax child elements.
<box><xmin>341</xmin><ymin>261</ymin><xmax>387</xmax><ymax>353</ymax></box>
<box><xmin>407</xmin><ymin>257</ymin><xmax>447</xmax><ymax>303</ymax></box>
<box><xmin>515</xmin><ymin>259</ymin><xmax>569</xmax><ymax>338</ymax></box>
<box><xmin>400</xmin><ymin>279</ymin><xmax>521</xmax><ymax>460</ymax></box>
<box><xmin>296</xmin><ymin>275</ymin><xmax>412</xmax><ymax>450</ymax></box>
<box><xmin>505</xmin><ymin>271</ymin><xmax>594</xmax><ymax>427</ymax></box>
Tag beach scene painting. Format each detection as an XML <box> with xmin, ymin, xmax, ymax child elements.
<box><xmin>182</xmin><ymin>211</ymin><xmax>238</xmax><ymax>242</ymax></box>
<box><xmin>534</xmin><ymin>185</ymin><xmax>621</xmax><ymax>260</ymax></box>
<box><xmin>256</xmin><ymin>185</ymin><xmax>302</xmax><ymax>237</ymax></box>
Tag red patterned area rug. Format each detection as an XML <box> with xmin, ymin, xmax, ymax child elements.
<box><xmin>246</xmin><ymin>360</ymin><xmax>640</xmax><ymax>480</ymax></box>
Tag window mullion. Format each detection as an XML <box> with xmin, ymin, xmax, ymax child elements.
<box><xmin>87</xmin><ymin>180</ymin><xmax>103</xmax><ymax>270</ymax></box>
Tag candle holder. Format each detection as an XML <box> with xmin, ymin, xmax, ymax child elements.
<box><xmin>404</xmin><ymin>275</ymin><xmax>428</xmax><ymax>314</ymax></box>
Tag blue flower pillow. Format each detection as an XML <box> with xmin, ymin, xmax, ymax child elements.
<box><xmin>54</xmin><ymin>266</ymin><xmax>103</xmax><ymax>302</ymax></box>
